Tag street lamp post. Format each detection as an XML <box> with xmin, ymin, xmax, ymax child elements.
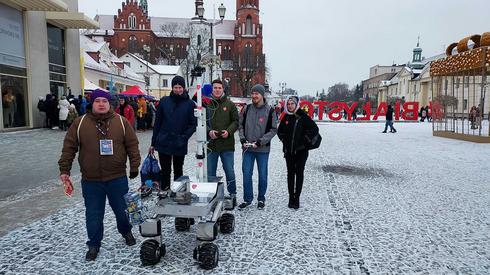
<box><xmin>197</xmin><ymin>3</ymin><xmax>226</xmax><ymax>82</ymax></box>
<box><xmin>143</xmin><ymin>44</ymin><xmax>151</xmax><ymax>95</ymax></box>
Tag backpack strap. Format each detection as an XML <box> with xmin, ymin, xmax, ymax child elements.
<box><xmin>77</xmin><ymin>114</ymin><xmax>126</xmax><ymax>143</ymax></box>
<box><xmin>77</xmin><ymin>114</ymin><xmax>86</xmax><ymax>142</ymax></box>
<box><xmin>119</xmin><ymin>114</ymin><xmax>126</xmax><ymax>136</ymax></box>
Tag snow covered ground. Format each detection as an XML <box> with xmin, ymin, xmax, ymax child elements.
<box><xmin>0</xmin><ymin>122</ymin><xmax>489</xmax><ymax>274</ymax></box>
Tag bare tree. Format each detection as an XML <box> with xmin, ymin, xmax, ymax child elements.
<box><xmin>326</xmin><ymin>83</ymin><xmax>351</xmax><ymax>102</ymax></box>
<box><xmin>156</xmin><ymin>23</ymin><xmax>211</xmax><ymax>87</ymax></box>
<box><xmin>232</xmin><ymin>50</ymin><xmax>266</xmax><ymax>97</ymax></box>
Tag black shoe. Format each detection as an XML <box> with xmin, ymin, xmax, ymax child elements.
<box><xmin>231</xmin><ymin>195</ymin><xmax>237</xmax><ymax>208</ymax></box>
<box><xmin>392</xmin><ymin>129</ymin><xmax>397</xmax><ymax>133</ymax></box>
<box><xmin>85</xmin><ymin>246</ymin><xmax>99</xmax><ymax>261</ymax></box>
<box><xmin>238</xmin><ymin>202</ymin><xmax>251</xmax><ymax>210</ymax></box>
<box><xmin>257</xmin><ymin>201</ymin><xmax>265</xmax><ymax>210</ymax></box>
<box><xmin>288</xmin><ymin>196</ymin><xmax>294</xmax><ymax>208</ymax></box>
<box><xmin>123</xmin><ymin>231</ymin><xmax>136</xmax><ymax>246</ymax></box>
<box><xmin>382</xmin><ymin>131</ymin><xmax>387</xmax><ymax>133</ymax></box>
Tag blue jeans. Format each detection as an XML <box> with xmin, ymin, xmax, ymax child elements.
<box><xmin>207</xmin><ymin>151</ymin><xmax>236</xmax><ymax>195</ymax></box>
<box><xmin>384</xmin><ymin>120</ymin><xmax>396</xmax><ymax>132</ymax></box>
<box><xmin>242</xmin><ymin>151</ymin><xmax>270</xmax><ymax>203</ymax></box>
<box><xmin>81</xmin><ymin>176</ymin><xmax>132</xmax><ymax>248</ymax></box>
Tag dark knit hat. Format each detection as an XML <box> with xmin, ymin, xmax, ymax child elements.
<box><xmin>171</xmin><ymin>75</ymin><xmax>186</xmax><ymax>89</ymax></box>
<box><xmin>90</xmin><ymin>89</ymin><xmax>111</xmax><ymax>104</ymax></box>
<box><xmin>251</xmin><ymin>84</ymin><xmax>265</xmax><ymax>97</ymax></box>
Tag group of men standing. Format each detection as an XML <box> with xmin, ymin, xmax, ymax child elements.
<box><xmin>58</xmin><ymin>75</ymin><xmax>319</xmax><ymax>261</ymax></box>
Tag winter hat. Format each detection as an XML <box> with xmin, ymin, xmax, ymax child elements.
<box><xmin>171</xmin><ymin>75</ymin><xmax>186</xmax><ymax>89</ymax></box>
<box><xmin>90</xmin><ymin>89</ymin><xmax>111</xmax><ymax>104</ymax></box>
<box><xmin>285</xmin><ymin>95</ymin><xmax>300</xmax><ymax>114</ymax></box>
<box><xmin>251</xmin><ymin>84</ymin><xmax>265</xmax><ymax>97</ymax></box>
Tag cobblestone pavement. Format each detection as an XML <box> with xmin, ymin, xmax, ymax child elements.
<box><xmin>0</xmin><ymin>123</ymin><xmax>489</xmax><ymax>274</ymax></box>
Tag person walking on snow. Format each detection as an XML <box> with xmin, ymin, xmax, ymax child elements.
<box><xmin>58</xmin><ymin>89</ymin><xmax>141</xmax><ymax>261</ymax></box>
<box><xmin>382</xmin><ymin>104</ymin><xmax>397</xmax><ymax>133</ymax></box>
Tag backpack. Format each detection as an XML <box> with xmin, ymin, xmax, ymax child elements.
<box><xmin>305</xmin><ymin>131</ymin><xmax>322</xmax><ymax>150</ymax></box>
<box><xmin>37</xmin><ymin>99</ymin><xmax>46</xmax><ymax>112</ymax></box>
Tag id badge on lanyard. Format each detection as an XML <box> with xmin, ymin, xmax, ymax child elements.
<box><xmin>96</xmin><ymin>120</ymin><xmax>113</xmax><ymax>155</ymax></box>
<box><xmin>100</xmin><ymin>139</ymin><xmax>114</xmax><ymax>155</ymax></box>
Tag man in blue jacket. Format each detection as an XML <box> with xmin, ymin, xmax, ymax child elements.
<box><xmin>150</xmin><ymin>76</ymin><xmax>197</xmax><ymax>190</ymax></box>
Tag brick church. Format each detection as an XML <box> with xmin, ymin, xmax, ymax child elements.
<box><xmin>85</xmin><ymin>0</ymin><xmax>265</xmax><ymax>97</ymax></box>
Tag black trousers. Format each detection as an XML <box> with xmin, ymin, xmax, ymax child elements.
<box><xmin>158</xmin><ymin>153</ymin><xmax>185</xmax><ymax>190</ymax></box>
<box><xmin>285</xmin><ymin>149</ymin><xmax>309</xmax><ymax>201</ymax></box>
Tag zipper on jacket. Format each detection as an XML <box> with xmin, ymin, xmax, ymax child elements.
<box><xmin>290</xmin><ymin>116</ymin><xmax>299</xmax><ymax>154</ymax></box>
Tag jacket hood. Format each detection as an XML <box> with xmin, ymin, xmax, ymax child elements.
<box><xmin>285</xmin><ymin>95</ymin><xmax>300</xmax><ymax>115</ymax></box>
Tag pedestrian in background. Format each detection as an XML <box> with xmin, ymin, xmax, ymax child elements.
<box><xmin>58</xmin><ymin>96</ymin><xmax>70</xmax><ymax>131</ymax></box>
<box><xmin>277</xmin><ymin>96</ymin><xmax>319</xmax><ymax>209</ymax></box>
<box><xmin>150</xmin><ymin>76</ymin><xmax>197</xmax><ymax>191</ymax></box>
<box><xmin>58</xmin><ymin>89</ymin><xmax>141</xmax><ymax>261</ymax></box>
<box><xmin>115</xmin><ymin>97</ymin><xmax>135</xmax><ymax>129</ymax></box>
<box><xmin>238</xmin><ymin>84</ymin><xmax>277</xmax><ymax>210</ymax></box>
<box><xmin>382</xmin><ymin>104</ymin><xmax>397</xmax><ymax>133</ymax></box>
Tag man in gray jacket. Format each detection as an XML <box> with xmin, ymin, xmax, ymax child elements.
<box><xmin>238</xmin><ymin>84</ymin><xmax>277</xmax><ymax>210</ymax></box>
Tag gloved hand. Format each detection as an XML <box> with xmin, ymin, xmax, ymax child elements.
<box><xmin>255</xmin><ymin>139</ymin><xmax>262</xmax><ymax>147</ymax></box>
<box><xmin>129</xmin><ymin>171</ymin><xmax>138</xmax><ymax>179</ymax></box>
<box><xmin>240</xmin><ymin>138</ymin><xmax>247</xmax><ymax>145</ymax></box>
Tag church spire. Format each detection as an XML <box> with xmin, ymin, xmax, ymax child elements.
<box><xmin>139</xmin><ymin>0</ymin><xmax>148</xmax><ymax>14</ymax></box>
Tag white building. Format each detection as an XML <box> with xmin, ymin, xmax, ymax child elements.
<box><xmin>119</xmin><ymin>52</ymin><xmax>182</xmax><ymax>98</ymax></box>
<box><xmin>0</xmin><ymin>0</ymin><xmax>98</xmax><ymax>131</ymax></box>
<box><xmin>80</xmin><ymin>35</ymin><xmax>145</xmax><ymax>93</ymax></box>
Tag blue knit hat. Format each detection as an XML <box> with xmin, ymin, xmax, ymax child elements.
<box><xmin>90</xmin><ymin>89</ymin><xmax>111</xmax><ymax>104</ymax></box>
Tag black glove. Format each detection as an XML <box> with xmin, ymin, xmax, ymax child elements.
<box><xmin>255</xmin><ymin>139</ymin><xmax>262</xmax><ymax>147</ymax></box>
<box><xmin>129</xmin><ymin>171</ymin><xmax>138</xmax><ymax>179</ymax></box>
<box><xmin>240</xmin><ymin>138</ymin><xmax>247</xmax><ymax>145</ymax></box>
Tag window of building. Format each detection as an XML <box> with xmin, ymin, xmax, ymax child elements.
<box><xmin>47</xmin><ymin>24</ymin><xmax>67</xmax><ymax>99</ymax></box>
<box><xmin>197</xmin><ymin>35</ymin><xmax>202</xmax><ymax>46</ymax></box>
<box><xmin>244</xmin><ymin>44</ymin><xmax>253</xmax><ymax>68</ymax></box>
<box><xmin>128</xmin><ymin>35</ymin><xmax>137</xmax><ymax>53</ymax></box>
<box><xmin>162</xmin><ymin>79</ymin><xmax>168</xmax><ymax>87</ymax></box>
<box><xmin>245</xmin><ymin>15</ymin><xmax>253</xmax><ymax>35</ymax></box>
<box><xmin>128</xmin><ymin>13</ymin><xmax>136</xmax><ymax>29</ymax></box>
<box><xmin>0</xmin><ymin>3</ymin><xmax>28</xmax><ymax>129</ymax></box>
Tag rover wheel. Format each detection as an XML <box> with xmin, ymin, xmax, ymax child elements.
<box><xmin>140</xmin><ymin>239</ymin><xmax>165</xmax><ymax>266</ymax></box>
<box><xmin>175</xmin><ymin>217</ymin><xmax>194</xmax><ymax>231</ymax></box>
<box><xmin>197</xmin><ymin>243</ymin><xmax>219</xmax><ymax>270</ymax></box>
<box><xmin>219</xmin><ymin>213</ymin><xmax>235</xmax><ymax>234</ymax></box>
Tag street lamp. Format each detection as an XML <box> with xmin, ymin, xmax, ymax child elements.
<box><xmin>197</xmin><ymin>3</ymin><xmax>226</xmax><ymax>82</ymax></box>
<box><xmin>143</xmin><ymin>44</ymin><xmax>151</xmax><ymax>95</ymax></box>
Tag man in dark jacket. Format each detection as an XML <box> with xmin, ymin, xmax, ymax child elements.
<box><xmin>383</xmin><ymin>104</ymin><xmax>397</xmax><ymax>133</ymax></box>
<box><xmin>207</xmin><ymin>79</ymin><xmax>239</xmax><ymax>206</ymax></box>
<box><xmin>58</xmin><ymin>89</ymin><xmax>141</xmax><ymax>261</ymax></box>
<box><xmin>150</xmin><ymin>76</ymin><xmax>197</xmax><ymax>190</ymax></box>
<box><xmin>238</xmin><ymin>84</ymin><xmax>277</xmax><ymax>210</ymax></box>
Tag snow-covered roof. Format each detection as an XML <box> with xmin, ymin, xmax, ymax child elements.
<box><xmin>80</xmin><ymin>35</ymin><xmax>106</xmax><ymax>52</ymax></box>
<box><xmin>124</xmin><ymin>52</ymin><xmax>181</xmax><ymax>75</ymax></box>
<box><xmin>214</xmin><ymin>20</ymin><xmax>236</xmax><ymax>40</ymax></box>
<box><xmin>151</xmin><ymin>65</ymin><xmax>181</xmax><ymax>75</ymax></box>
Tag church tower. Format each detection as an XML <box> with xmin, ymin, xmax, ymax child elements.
<box><xmin>411</xmin><ymin>37</ymin><xmax>424</xmax><ymax>70</ymax></box>
<box><xmin>233</xmin><ymin>0</ymin><xmax>265</xmax><ymax>96</ymax></box>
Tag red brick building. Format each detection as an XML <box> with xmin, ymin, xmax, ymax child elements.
<box><xmin>85</xmin><ymin>0</ymin><xmax>265</xmax><ymax>97</ymax></box>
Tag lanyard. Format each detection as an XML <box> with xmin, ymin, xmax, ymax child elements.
<box><xmin>95</xmin><ymin>120</ymin><xmax>110</xmax><ymax>137</ymax></box>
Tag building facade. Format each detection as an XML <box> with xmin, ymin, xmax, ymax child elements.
<box><xmin>84</xmin><ymin>0</ymin><xmax>266</xmax><ymax>97</ymax></box>
<box><xmin>119</xmin><ymin>52</ymin><xmax>182</xmax><ymax>98</ymax></box>
<box><xmin>0</xmin><ymin>0</ymin><xmax>97</xmax><ymax>131</ymax></box>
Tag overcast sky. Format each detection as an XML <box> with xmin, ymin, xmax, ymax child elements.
<box><xmin>79</xmin><ymin>0</ymin><xmax>490</xmax><ymax>96</ymax></box>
